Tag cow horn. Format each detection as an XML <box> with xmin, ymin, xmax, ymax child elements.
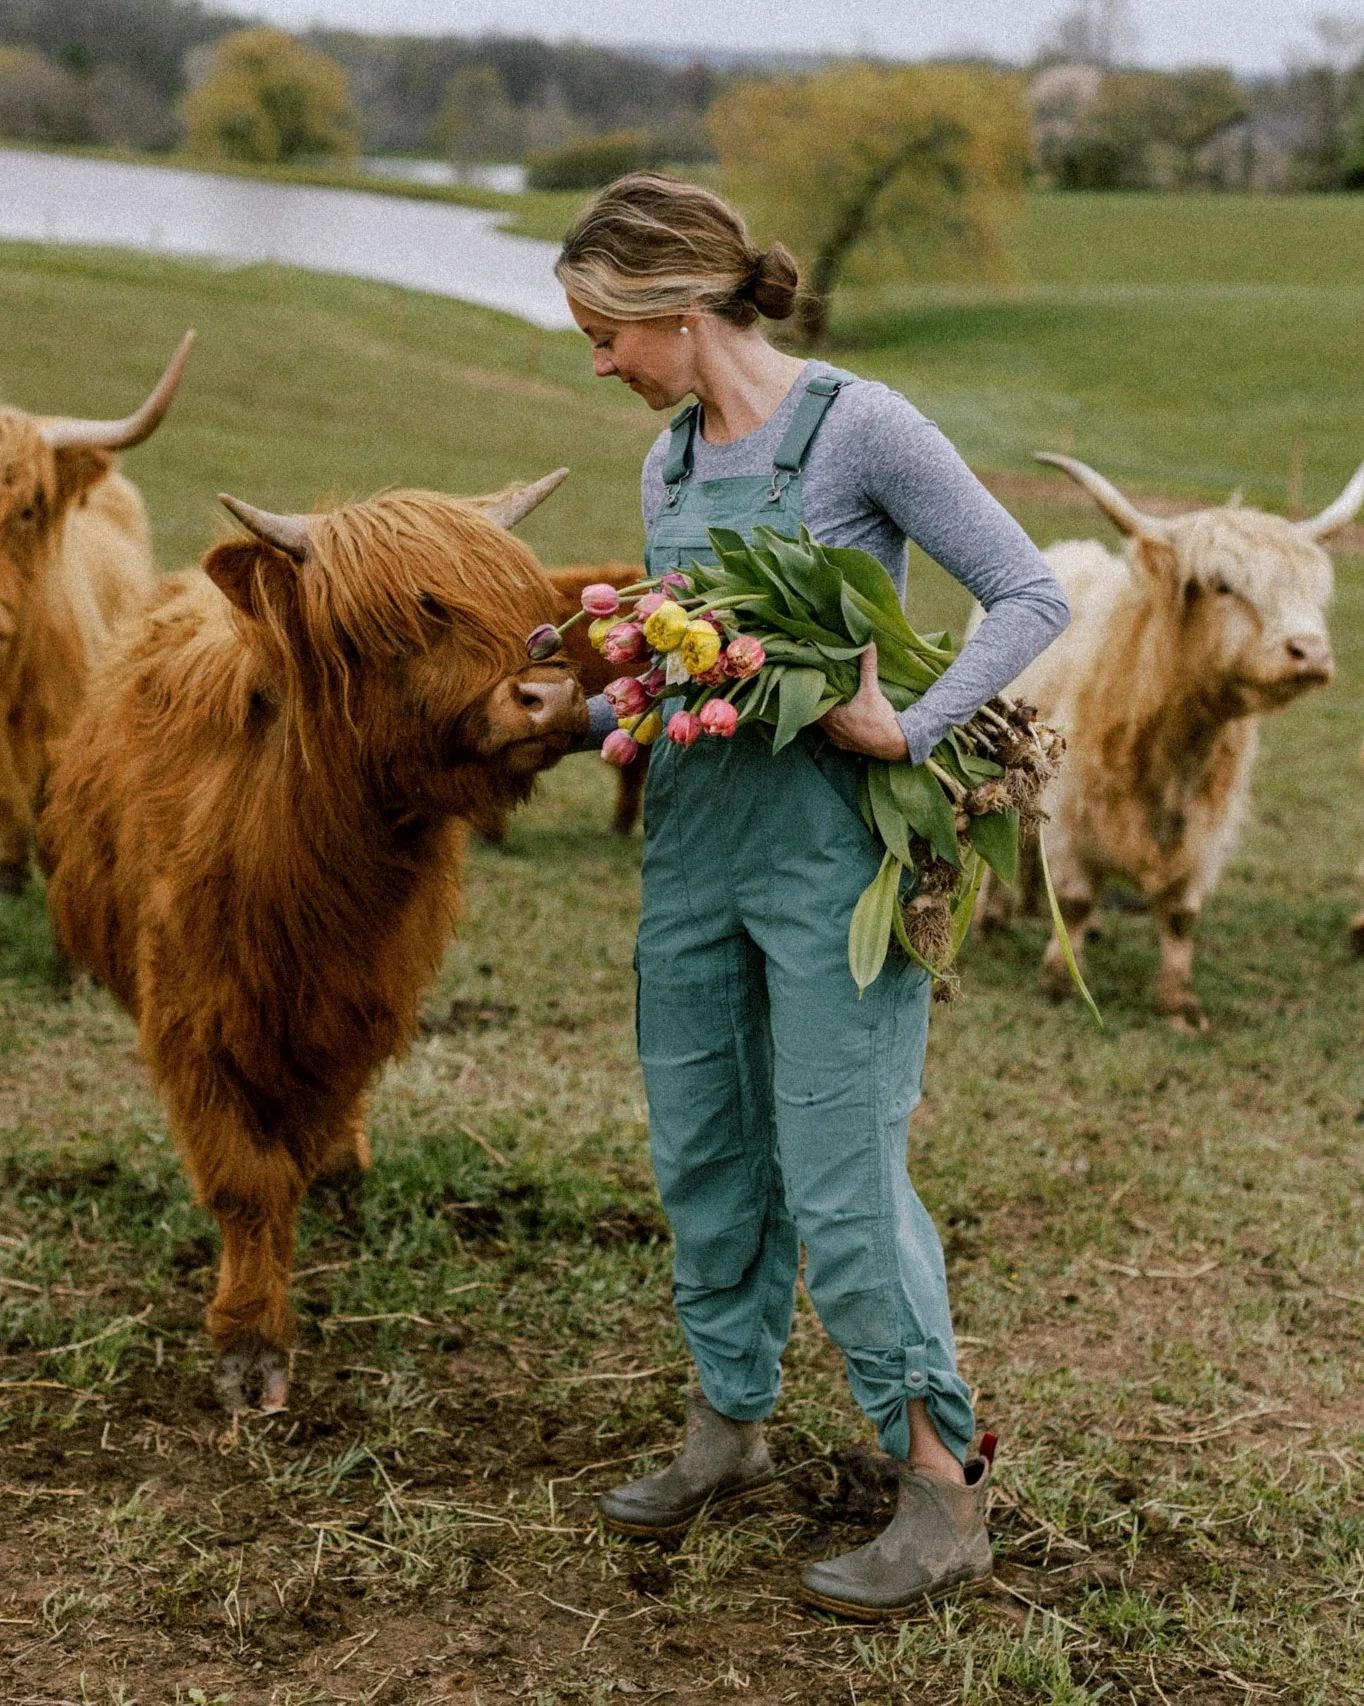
<box><xmin>1035</xmin><ymin>452</ymin><xmax>1171</xmax><ymax>541</ymax></box>
<box><xmin>476</xmin><ymin>466</ymin><xmax>569</xmax><ymax>529</ymax></box>
<box><xmin>217</xmin><ymin>493</ymin><xmax>311</xmax><ymax>562</ymax></box>
<box><xmin>1298</xmin><ymin>460</ymin><xmax>1364</xmax><ymax>541</ymax></box>
<box><xmin>40</xmin><ymin>330</ymin><xmax>196</xmax><ymax>452</ymax></box>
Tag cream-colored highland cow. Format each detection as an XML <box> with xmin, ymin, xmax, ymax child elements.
<box><xmin>990</xmin><ymin>453</ymin><xmax>1363</xmax><ymax>1030</ymax></box>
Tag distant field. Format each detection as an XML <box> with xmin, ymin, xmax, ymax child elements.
<box><xmin>0</xmin><ymin>224</ymin><xmax>1361</xmax><ymax>1704</ymax></box>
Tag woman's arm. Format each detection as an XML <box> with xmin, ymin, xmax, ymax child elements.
<box><xmin>827</xmin><ymin>399</ymin><xmax>1070</xmax><ymax>765</ymax></box>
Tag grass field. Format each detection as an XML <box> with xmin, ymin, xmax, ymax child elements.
<box><xmin>1</xmin><ymin>193</ymin><xmax>1362</xmax><ymax>1704</ymax></box>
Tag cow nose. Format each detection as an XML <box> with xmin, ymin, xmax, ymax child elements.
<box><xmin>517</xmin><ymin>674</ymin><xmax>585</xmax><ymax>729</ymax></box>
<box><xmin>1285</xmin><ymin>633</ymin><xmax>1332</xmax><ymax>677</ymax></box>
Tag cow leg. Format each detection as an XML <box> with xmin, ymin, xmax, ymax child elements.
<box><xmin>611</xmin><ymin>754</ymin><xmax>647</xmax><ymax>836</ymax></box>
<box><xmin>0</xmin><ymin>739</ymin><xmax>33</xmax><ymax>893</ymax></box>
<box><xmin>1153</xmin><ymin>902</ymin><xmax>1207</xmax><ymax>1034</ymax></box>
<box><xmin>185</xmin><ymin>1134</ymin><xmax>305</xmax><ymax>1414</ymax></box>
<box><xmin>309</xmin><ymin>1098</ymin><xmax>372</xmax><ymax>1230</ymax></box>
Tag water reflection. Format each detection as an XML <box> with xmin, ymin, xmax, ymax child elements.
<box><xmin>360</xmin><ymin>158</ymin><xmax>528</xmax><ymax>194</ymax></box>
<box><xmin>0</xmin><ymin>148</ymin><xmax>571</xmax><ymax>329</ymax></box>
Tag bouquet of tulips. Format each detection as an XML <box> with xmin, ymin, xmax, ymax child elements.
<box><xmin>528</xmin><ymin>525</ymin><xmax>1093</xmax><ymax>1013</ymax></box>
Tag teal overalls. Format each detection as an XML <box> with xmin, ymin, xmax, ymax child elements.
<box><xmin>637</xmin><ymin>376</ymin><xmax>976</xmax><ymax>1464</ymax></box>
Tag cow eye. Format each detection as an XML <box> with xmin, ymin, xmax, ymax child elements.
<box><xmin>18</xmin><ymin>505</ymin><xmax>34</xmax><ymax>524</ymax></box>
<box><xmin>1213</xmin><ymin>578</ymin><xmax>1232</xmax><ymax>595</ymax></box>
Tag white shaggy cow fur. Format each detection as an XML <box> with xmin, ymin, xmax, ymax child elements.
<box><xmin>986</xmin><ymin>454</ymin><xmax>1362</xmax><ymax>1029</ymax></box>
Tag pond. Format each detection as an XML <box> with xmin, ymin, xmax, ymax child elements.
<box><xmin>0</xmin><ymin>148</ymin><xmax>572</xmax><ymax>329</ymax></box>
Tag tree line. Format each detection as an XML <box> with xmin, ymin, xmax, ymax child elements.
<box><xmin>1</xmin><ymin>0</ymin><xmax>1362</xmax><ymax>193</ymax></box>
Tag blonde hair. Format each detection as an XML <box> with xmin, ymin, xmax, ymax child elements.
<box><xmin>555</xmin><ymin>173</ymin><xmax>799</xmax><ymax>327</ymax></box>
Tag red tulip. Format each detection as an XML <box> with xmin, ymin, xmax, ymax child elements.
<box><xmin>604</xmin><ymin>676</ymin><xmax>649</xmax><ymax>717</ymax></box>
<box><xmin>723</xmin><ymin>635</ymin><xmax>766</xmax><ymax>678</ymax></box>
<box><xmin>602</xmin><ymin>729</ymin><xmax>640</xmax><ymax>766</ymax></box>
<box><xmin>581</xmin><ymin>583</ymin><xmax>621</xmax><ymax>617</ymax></box>
<box><xmin>667</xmin><ymin>710</ymin><xmax>702</xmax><ymax>748</ymax></box>
<box><xmin>699</xmin><ymin>700</ymin><xmax>739</xmax><ymax>739</ymax></box>
<box><xmin>601</xmin><ymin>622</ymin><xmax>647</xmax><ymax>665</ymax></box>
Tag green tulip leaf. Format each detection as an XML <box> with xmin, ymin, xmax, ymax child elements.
<box><xmin>965</xmin><ymin>808</ymin><xmax>1019</xmax><ymax>885</ymax></box>
<box><xmin>886</xmin><ymin>762</ymin><xmax>960</xmax><ymax>866</ymax></box>
<box><xmin>866</xmin><ymin>762</ymin><xmax>916</xmax><ymax>866</ymax></box>
<box><xmin>849</xmin><ymin>850</ymin><xmax>901</xmax><ymax>993</ymax></box>
<box><xmin>773</xmin><ymin>668</ymin><xmax>829</xmax><ymax>753</ymax></box>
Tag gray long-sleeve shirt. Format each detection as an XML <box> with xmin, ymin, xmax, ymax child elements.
<box><xmin>587</xmin><ymin>359</ymin><xmax>1070</xmax><ymax>762</ymax></box>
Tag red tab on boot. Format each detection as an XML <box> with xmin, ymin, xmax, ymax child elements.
<box><xmin>979</xmin><ymin>1431</ymin><xmax>998</xmax><ymax>1466</ymax></box>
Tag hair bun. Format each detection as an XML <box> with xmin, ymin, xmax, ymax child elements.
<box><xmin>748</xmin><ymin>243</ymin><xmax>799</xmax><ymax>322</ymax></box>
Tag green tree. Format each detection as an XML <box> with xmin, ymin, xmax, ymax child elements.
<box><xmin>435</xmin><ymin>64</ymin><xmax>523</xmax><ymax>162</ymax></box>
<box><xmin>181</xmin><ymin>27</ymin><xmax>358</xmax><ymax>166</ymax></box>
<box><xmin>708</xmin><ymin>63</ymin><xmax>1030</xmax><ymax>344</ymax></box>
<box><xmin>1070</xmin><ymin>68</ymin><xmax>1254</xmax><ymax>186</ymax></box>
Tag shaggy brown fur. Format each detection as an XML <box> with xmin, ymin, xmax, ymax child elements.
<box><xmin>39</xmin><ymin>486</ymin><xmax>586</xmax><ymax>1412</ymax></box>
<box><xmin>0</xmin><ymin>415</ymin><xmax>157</xmax><ymax>891</ymax></box>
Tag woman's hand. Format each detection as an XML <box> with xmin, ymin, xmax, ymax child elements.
<box><xmin>820</xmin><ymin>644</ymin><xmax>909</xmax><ymax>760</ymax></box>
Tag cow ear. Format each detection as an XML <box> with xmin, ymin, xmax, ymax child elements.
<box><xmin>202</xmin><ymin>540</ymin><xmax>300</xmax><ymax>621</ymax></box>
<box><xmin>53</xmin><ymin>445</ymin><xmax>113</xmax><ymax>509</ymax></box>
<box><xmin>1133</xmin><ymin>536</ymin><xmax>1179</xmax><ymax>581</ymax></box>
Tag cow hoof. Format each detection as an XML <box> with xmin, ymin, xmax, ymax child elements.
<box><xmin>0</xmin><ymin>861</ymin><xmax>29</xmax><ymax>896</ymax></box>
<box><xmin>214</xmin><ymin>1344</ymin><xmax>289</xmax><ymax>1414</ymax></box>
<box><xmin>1163</xmin><ymin>1003</ymin><xmax>1209</xmax><ymax>1036</ymax></box>
<box><xmin>1037</xmin><ymin>958</ymin><xmax>1074</xmax><ymax>1002</ymax></box>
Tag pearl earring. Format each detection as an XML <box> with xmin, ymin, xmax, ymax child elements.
<box><xmin>679</xmin><ymin>324</ymin><xmax>690</xmax><ymax>336</ymax></box>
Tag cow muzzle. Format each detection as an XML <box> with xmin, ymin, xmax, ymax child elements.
<box><xmin>1282</xmin><ymin>632</ymin><xmax>1333</xmax><ymax>687</ymax></box>
<box><xmin>515</xmin><ymin>672</ymin><xmax>588</xmax><ymax>738</ymax></box>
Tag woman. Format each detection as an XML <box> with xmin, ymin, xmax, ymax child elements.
<box><xmin>555</xmin><ymin>174</ymin><xmax>1069</xmax><ymax>1618</ymax></box>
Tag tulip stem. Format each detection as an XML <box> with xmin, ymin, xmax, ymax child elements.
<box><xmin>926</xmin><ymin>758</ymin><xmax>966</xmax><ymax>802</ymax></box>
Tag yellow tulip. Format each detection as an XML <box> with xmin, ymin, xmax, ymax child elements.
<box><xmin>642</xmin><ymin>599</ymin><xmax>689</xmax><ymax>652</ymax></box>
<box><xmin>680</xmin><ymin>621</ymin><xmax>723</xmax><ymax>676</ymax></box>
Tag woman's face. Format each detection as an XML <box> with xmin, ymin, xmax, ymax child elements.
<box><xmin>567</xmin><ymin>297</ymin><xmax>694</xmax><ymax>411</ymax></box>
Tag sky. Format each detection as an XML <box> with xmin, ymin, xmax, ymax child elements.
<box><xmin>214</xmin><ymin>0</ymin><xmax>1361</xmax><ymax>78</ymax></box>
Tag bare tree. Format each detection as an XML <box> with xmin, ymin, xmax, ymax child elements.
<box><xmin>1038</xmin><ymin>0</ymin><xmax>1139</xmax><ymax>69</ymax></box>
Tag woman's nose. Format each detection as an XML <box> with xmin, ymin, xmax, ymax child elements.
<box><xmin>592</xmin><ymin>349</ymin><xmax>616</xmax><ymax>378</ymax></box>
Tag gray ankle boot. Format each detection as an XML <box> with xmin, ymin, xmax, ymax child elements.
<box><xmin>598</xmin><ymin>1389</ymin><xmax>777</xmax><ymax>1538</ymax></box>
<box><xmin>800</xmin><ymin>1447</ymin><xmax>994</xmax><ymax>1618</ymax></box>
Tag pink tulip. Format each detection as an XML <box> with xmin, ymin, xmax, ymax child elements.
<box><xmin>659</xmin><ymin>571</ymin><xmax>690</xmax><ymax>593</ymax></box>
<box><xmin>581</xmin><ymin>583</ymin><xmax>621</xmax><ymax>617</ymax></box>
<box><xmin>602</xmin><ymin>729</ymin><xmax>640</xmax><ymax>767</ymax></box>
<box><xmin>634</xmin><ymin>591</ymin><xmax>668</xmax><ymax>619</ymax></box>
<box><xmin>690</xmin><ymin>661</ymin><xmax>728</xmax><ymax>688</ymax></box>
<box><xmin>526</xmin><ymin>623</ymin><xmax>563</xmax><ymax>660</ymax></box>
<box><xmin>724</xmin><ymin>635</ymin><xmax>766</xmax><ymax>678</ymax></box>
<box><xmin>699</xmin><ymin>700</ymin><xmax>739</xmax><ymax>739</ymax></box>
<box><xmin>601</xmin><ymin>622</ymin><xmax>647</xmax><ymax>665</ymax></box>
<box><xmin>667</xmin><ymin>710</ymin><xmax>702</xmax><ymax>748</ymax></box>
<box><xmin>604</xmin><ymin>675</ymin><xmax>649</xmax><ymax>717</ymax></box>
<box><xmin>638</xmin><ymin>664</ymin><xmax>668</xmax><ymax>697</ymax></box>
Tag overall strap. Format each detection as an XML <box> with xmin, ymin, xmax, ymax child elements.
<box><xmin>772</xmin><ymin>374</ymin><xmax>849</xmax><ymax>476</ymax></box>
<box><xmin>661</xmin><ymin>402</ymin><xmax>702</xmax><ymax>492</ymax></box>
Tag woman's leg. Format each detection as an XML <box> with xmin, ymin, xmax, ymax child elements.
<box><xmin>635</xmin><ymin>742</ymin><xmax>798</xmax><ymax>1421</ymax></box>
<box><xmin>744</xmin><ymin>741</ymin><xmax>975</xmax><ymax>1465</ymax></box>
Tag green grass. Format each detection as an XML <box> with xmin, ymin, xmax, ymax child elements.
<box><xmin>1</xmin><ymin>199</ymin><xmax>1362</xmax><ymax>1703</ymax></box>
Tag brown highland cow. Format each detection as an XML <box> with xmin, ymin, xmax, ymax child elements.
<box><xmin>40</xmin><ymin>472</ymin><xmax>585</xmax><ymax>1412</ymax></box>
<box><xmin>0</xmin><ymin>333</ymin><xmax>193</xmax><ymax>891</ymax></box>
